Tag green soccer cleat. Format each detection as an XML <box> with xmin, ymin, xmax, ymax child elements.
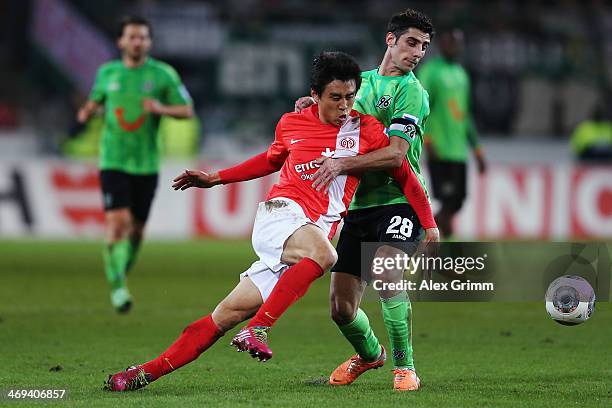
<box><xmin>111</xmin><ymin>286</ymin><xmax>132</xmax><ymax>314</ymax></box>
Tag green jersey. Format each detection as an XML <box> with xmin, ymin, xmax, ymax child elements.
<box><xmin>350</xmin><ymin>68</ymin><xmax>430</xmax><ymax>211</ymax></box>
<box><xmin>417</xmin><ymin>56</ymin><xmax>478</xmax><ymax>162</ymax></box>
<box><xmin>89</xmin><ymin>57</ymin><xmax>191</xmax><ymax>174</ymax></box>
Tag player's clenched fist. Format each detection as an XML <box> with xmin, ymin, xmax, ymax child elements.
<box><xmin>294</xmin><ymin>96</ymin><xmax>315</xmax><ymax>112</ymax></box>
<box><xmin>172</xmin><ymin>169</ymin><xmax>221</xmax><ymax>190</ymax></box>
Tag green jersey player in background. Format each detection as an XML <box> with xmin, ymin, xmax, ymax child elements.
<box><xmin>418</xmin><ymin>27</ymin><xmax>487</xmax><ymax>237</ymax></box>
<box><xmin>77</xmin><ymin>16</ymin><xmax>193</xmax><ymax>313</ymax></box>
<box><xmin>295</xmin><ymin>9</ymin><xmax>437</xmax><ymax>391</ymax></box>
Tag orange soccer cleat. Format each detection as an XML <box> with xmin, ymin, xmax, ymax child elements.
<box><xmin>329</xmin><ymin>346</ymin><xmax>386</xmax><ymax>385</ymax></box>
<box><xmin>393</xmin><ymin>368</ymin><xmax>420</xmax><ymax>391</ymax></box>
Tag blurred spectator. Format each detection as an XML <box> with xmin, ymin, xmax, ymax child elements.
<box><xmin>570</xmin><ymin>101</ymin><xmax>612</xmax><ymax>162</ymax></box>
<box><xmin>418</xmin><ymin>27</ymin><xmax>486</xmax><ymax>237</ymax></box>
<box><xmin>7</xmin><ymin>0</ymin><xmax>612</xmax><ymax>154</ymax></box>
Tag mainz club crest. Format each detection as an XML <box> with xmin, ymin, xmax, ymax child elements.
<box><xmin>340</xmin><ymin>137</ymin><xmax>356</xmax><ymax>149</ymax></box>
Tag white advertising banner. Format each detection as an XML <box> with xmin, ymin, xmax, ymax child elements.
<box><xmin>0</xmin><ymin>160</ymin><xmax>609</xmax><ymax>240</ymax></box>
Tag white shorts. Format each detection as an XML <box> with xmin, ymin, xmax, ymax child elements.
<box><xmin>240</xmin><ymin>197</ymin><xmax>315</xmax><ymax>301</ymax></box>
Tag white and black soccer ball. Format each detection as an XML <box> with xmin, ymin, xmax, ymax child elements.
<box><xmin>545</xmin><ymin>275</ymin><xmax>595</xmax><ymax>326</ymax></box>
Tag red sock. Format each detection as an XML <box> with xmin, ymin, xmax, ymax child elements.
<box><xmin>141</xmin><ymin>314</ymin><xmax>223</xmax><ymax>381</ymax></box>
<box><xmin>248</xmin><ymin>257</ymin><xmax>324</xmax><ymax>328</ymax></box>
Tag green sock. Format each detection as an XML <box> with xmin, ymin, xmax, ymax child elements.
<box><xmin>380</xmin><ymin>291</ymin><xmax>414</xmax><ymax>369</ymax></box>
<box><xmin>338</xmin><ymin>308</ymin><xmax>382</xmax><ymax>362</ymax></box>
<box><xmin>125</xmin><ymin>239</ymin><xmax>141</xmax><ymax>274</ymax></box>
<box><xmin>103</xmin><ymin>240</ymin><xmax>131</xmax><ymax>290</ymax></box>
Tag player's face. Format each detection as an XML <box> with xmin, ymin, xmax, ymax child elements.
<box><xmin>118</xmin><ymin>24</ymin><xmax>152</xmax><ymax>60</ymax></box>
<box><xmin>386</xmin><ymin>28</ymin><xmax>430</xmax><ymax>73</ymax></box>
<box><xmin>440</xmin><ymin>29</ymin><xmax>465</xmax><ymax>61</ymax></box>
<box><xmin>312</xmin><ymin>80</ymin><xmax>357</xmax><ymax>127</ymax></box>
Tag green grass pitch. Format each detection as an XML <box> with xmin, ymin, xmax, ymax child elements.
<box><xmin>0</xmin><ymin>240</ymin><xmax>610</xmax><ymax>407</ymax></box>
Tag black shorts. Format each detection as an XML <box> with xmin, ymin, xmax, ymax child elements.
<box><xmin>99</xmin><ymin>170</ymin><xmax>158</xmax><ymax>222</ymax></box>
<box><xmin>331</xmin><ymin>203</ymin><xmax>423</xmax><ymax>278</ymax></box>
<box><xmin>428</xmin><ymin>159</ymin><xmax>467</xmax><ymax>212</ymax></box>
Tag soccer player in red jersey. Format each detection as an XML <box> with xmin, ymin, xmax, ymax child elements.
<box><xmin>295</xmin><ymin>9</ymin><xmax>435</xmax><ymax>390</ymax></box>
<box><xmin>104</xmin><ymin>51</ymin><xmax>437</xmax><ymax>391</ymax></box>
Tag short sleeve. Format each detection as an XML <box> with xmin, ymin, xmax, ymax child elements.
<box><xmin>387</xmin><ymin>78</ymin><xmax>428</xmax><ymax>144</ymax></box>
<box><xmin>162</xmin><ymin>65</ymin><xmax>192</xmax><ymax>106</ymax></box>
<box><xmin>89</xmin><ymin>66</ymin><xmax>107</xmax><ymax>103</ymax></box>
<box><xmin>266</xmin><ymin>116</ymin><xmax>289</xmax><ymax>164</ymax></box>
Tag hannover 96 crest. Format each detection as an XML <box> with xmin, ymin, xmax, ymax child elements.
<box><xmin>375</xmin><ymin>95</ymin><xmax>393</xmax><ymax>109</ymax></box>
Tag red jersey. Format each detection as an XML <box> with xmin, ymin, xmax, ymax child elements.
<box><xmin>265</xmin><ymin>105</ymin><xmax>388</xmax><ymax>236</ymax></box>
<box><xmin>217</xmin><ymin>104</ymin><xmax>435</xmax><ymax>232</ymax></box>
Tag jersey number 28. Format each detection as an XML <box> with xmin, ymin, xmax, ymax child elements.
<box><xmin>386</xmin><ymin>216</ymin><xmax>413</xmax><ymax>238</ymax></box>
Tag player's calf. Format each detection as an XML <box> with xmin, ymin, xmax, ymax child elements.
<box><xmin>103</xmin><ymin>314</ymin><xmax>224</xmax><ymax>391</ymax></box>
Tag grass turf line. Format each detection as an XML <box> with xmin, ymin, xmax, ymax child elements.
<box><xmin>0</xmin><ymin>240</ymin><xmax>610</xmax><ymax>407</ymax></box>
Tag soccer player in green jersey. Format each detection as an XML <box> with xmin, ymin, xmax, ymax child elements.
<box><xmin>418</xmin><ymin>27</ymin><xmax>487</xmax><ymax>237</ymax></box>
<box><xmin>77</xmin><ymin>16</ymin><xmax>193</xmax><ymax>313</ymax></box>
<box><xmin>296</xmin><ymin>9</ymin><xmax>437</xmax><ymax>390</ymax></box>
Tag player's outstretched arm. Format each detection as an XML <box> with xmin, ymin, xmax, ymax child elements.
<box><xmin>172</xmin><ymin>169</ymin><xmax>221</xmax><ymax>190</ymax></box>
<box><xmin>77</xmin><ymin>100</ymin><xmax>100</xmax><ymax>124</ymax></box>
<box><xmin>217</xmin><ymin>151</ymin><xmax>283</xmax><ymax>184</ymax></box>
<box><xmin>312</xmin><ymin>137</ymin><xmax>409</xmax><ymax>192</ymax></box>
<box><xmin>143</xmin><ymin>99</ymin><xmax>193</xmax><ymax>118</ymax></box>
<box><xmin>467</xmin><ymin>116</ymin><xmax>487</xmax><ymax>174</ymax></box>
<box><xmin>389</xmin><ymin>158</ymin><xmax>438</xmax><ymax>241</ymax></box>
<box><xmin>473</xmin><ymin>147</ymin><xmax>487</xmax><ymax>174</ymax></box>
<box><xmin>172</xmin><ymin>151</ymin><xmax>284</xmax><ymax>191</ymax></box>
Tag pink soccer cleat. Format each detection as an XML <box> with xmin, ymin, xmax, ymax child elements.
<box><xmin>103</xmin><ymin>365</ymin><xmax>152</xmax><ymax>392</ymax></box>
<box><xmin>231</xmin><ymin>326</ymin><xmax>273</xmax><ymax>362</ymax></box>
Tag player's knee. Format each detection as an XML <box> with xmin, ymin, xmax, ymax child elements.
<box><xmin>324</xmin><ymin>248</ymin><xmax>338</xmax><ymax>270</ymax></box>
<box><xmin>316</xmin><ymin>245</ymin><xmax>338</xmax><ymax>271</ymax></box>
<box><xmin>375</xmin><ymin>244</ymin><xmax>402</xmax><ymax>260</ymax></box>
<box><xmin>330</xmin><ymin>297</ymin><xmax>357</xmax><ymax>326</ymax></box>
<box><xmin>107</xmin><ymin>218</ymin><xmax>132</xmax><ymax>242</ymax></box>
<box><xmin>108</xmin><ymin>226</ymin><xmax>129</xmax><ymax>242</ymax></box>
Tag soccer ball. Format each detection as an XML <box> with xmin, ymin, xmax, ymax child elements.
<box><xmin>545</xmin><ymin>275</ymin><xmax>595</xmax><ymax>325</ymax></box>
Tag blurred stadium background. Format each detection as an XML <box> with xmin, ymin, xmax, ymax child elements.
<box><xmin>0</xmin><ymin>0</ymin><xmax>610</xmax><ymax>241</ymax></box>
<box><xmin>1</xmin><ymin>2</ymin><xmax>611</xmax><ymax>406</ymax></box>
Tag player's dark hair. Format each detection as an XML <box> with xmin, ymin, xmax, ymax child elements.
<box><xmin>310</xmin><ymin>51</ymin><xmax>362</xmax><ymax>97</ymax></box>
<box><xmin>117</xmin><ymin>16</ymin><xmax>153</xmax><ymax>39</ymax></box>
<box><xmin>387</xmin><ymin>8</ymin><xmax>434</xmax><ymax>41</ymax></box>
